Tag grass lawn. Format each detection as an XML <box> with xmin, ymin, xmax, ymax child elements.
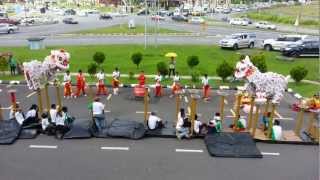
<box><xmin>74</xmin><ymin>24</ymin><xmax>187</xmax><ymax>35</ymax></box>
<box><xmin>238</xmin><ymin>3</ymin><xmax>319</xmax><ymax>27</ymax></box>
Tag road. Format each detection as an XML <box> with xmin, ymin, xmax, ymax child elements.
<box><xmin>0</xmin><ymin>15</ymin><xmax>303</xmax><ymax>47</ymax></box>
<box><xmin>0</xmin><ymin>84</ymin><xmax>318</xmax><ymax>180</ymax></box>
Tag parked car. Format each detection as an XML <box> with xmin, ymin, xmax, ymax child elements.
<box><xmin>172</xmin><ymin>15</ymin><xmax>188</xmax><ymax>22</ymax></box>
<box><xmin>242</xmin><ymin>18</ymin><xmax>252</xmax><ymax>24</ymax></box>
<box><xmin>137</xmin><ymin>9</ymin><xmax>150</xmax><ymax>15</ymax></box>
<box><xmin>222</xmin><ymin>8</ymin><xmax>231</xmax><ymax>14</ymax></box>
<box><xmin>99</xmin><ymin>14</ymin><xmax>112</xmax><ymax>20</ymax></box>
<box><xmin>281</xmin><ymin>40</ymin><xmax>319</xmax><ymax>57</ymax></box>
<box><xmin>255</xmin><ymin>21</ymin><xmax>276</xmax><ymax>30</ymax></box>
<box><xmin>263</xmin><ymin>34</ymin><xmax>308</xmax><ymax>51</ymax></box>
<box><xmin>219</xmin><ymin>33</ymin><xmax>256</xmax><ymax>50</ymax></box>
<box><xmin>0</xmin><ymin>18</ymin><xmax>19</xmax><ymax>25</ymax></box>
<box><xmin>189</xmin><ymin>17</ymin><xmax>205</xmax><ymax>24</ymax></box>
<box><xmin>63</xmin><ymin>18</ymin><xmax>78</xmax><ymax>24</ymax></box>
<box><xmin>151</xmin><ymin>15</ymin><xmax>165</xmax><ymax>21</ymax></box>
<box><xmin>0</xmin><ymin>23</ymin><xmax>18</xmax><ymax>34</ymax></box>
<box><xmin>229</xmin><ymin>18</ymin><xmax>249</xmax><ymax>26</ymax></box>
<box><xmin>64</xmin><ymin>9</ymin><xmax>76</xmax><ymax>16</ymax></box>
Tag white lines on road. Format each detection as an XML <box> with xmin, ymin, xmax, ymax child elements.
<box><xmin>29</xmin><ymin>145</ymin><xmax>58</xmax><ymax>149</ymax></box>
<box><xmin>230</xmin><ymin>109</ymin><xmax>235</xmax><ymax>116</ymax></box>
<box><xmin>175</xmin><ymin>149</ymin><xmax>204</xmax><ymax>153</ymax></box>
<box><xmin>26</xmin><ymin>91</ymin><xmax>37</xmax><ymax>98</ymax></box>
<box><xmin>107</xmin><ymin>94</ymin><xmax>112</xmax><ymax>101</ymax></box>
<box><xmin>100</xmin><ymin>147</ymin><xmax>129</xmax><ymax>151</ymax></box>
<box><xmin>104</xmin><ymin>110</ymin><xmax>111</xmax><ymax>113</ymax></box>
<box><xmin>261</xmin><ymin>152</ymin><xmax>280</xmax><ymax>156</ymax></box>
<box><xmin>0</xmin><ymin>106</ymin><xmax>11</xmax><ymax>110</ymax></box>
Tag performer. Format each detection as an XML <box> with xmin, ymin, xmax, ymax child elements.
<box><xmin>63</xmin><ymin>70</ymin><xmax>72</xmax><ymax>99</ymax></box>
<box><xmin>112</xmin><ymin>67</ymin><xmax>120</xmax><ymax>95</ymax></box>
<box><xmin>154</xmin><ymin>72</ymin><xmax>162</xmax><ymax>97</ymax></box>
<box><xmin>75</xmin><ymin>69</ymin><xmax>86</xmax><ymax>97</ymax></box>
<box><xmin>138</xmin><ymin>70</ymin><xmax>146</xmax><ymax>86</ymax></box>
<box><xmin>170</xmin><ymin>72</ymin><xmax>181</xmax><ymax>97</ymax></box>
<box><xmin>96</xmin><ymin>70</ymin><xmax>107</xmax><ymax>96</ymax></box>
<box><xmin>201</xmin><ymin>74</ymin><xmax>210</xmax><ymax>100</ymax></box>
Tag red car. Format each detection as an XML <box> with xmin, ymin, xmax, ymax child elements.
<box><xmin>0</xmin><ymin>18</ymin><xmax>20</xmax><ymax>25</ymax></box>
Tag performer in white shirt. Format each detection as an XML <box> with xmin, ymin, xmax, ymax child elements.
<box><xmin>96</xmin><ymin>70</ymin><xmax>107</xmax><ymax>96</ymax></box>
<box><xmin>171</xmin><ymin>72</ymin><xmax>181</xmax><ymax>97</ymax></box>
<box><xmin>112</xmin><ymin>67</ymin><xmax>120</xmax><ymax>95</ymax></box>
<box><xmin>63</xmin><ymin>70</ymin><xmax>72</xmax><ymax>99</ymax></box>
<box><xmin>154</xmin><ymin>72</ymin><xmax>162</xmax><ymax>97</ymax></box>
<box><xmin>201</xmin><ymin>74</ymin><xmax>210</xmax><ymax>100</ymax></box>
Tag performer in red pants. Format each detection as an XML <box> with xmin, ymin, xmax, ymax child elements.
<box><xmin>96</xmin><ymin>70</ymin><xmax>107</xmax><ymax>96</ymax></box>
<box><xmin>112</xmin><ymin>67</ymin><xmax>120</xmax><ymax>95</ymax></box>
<box><xmin>154</xmin><ymin>72</ymin><xmax>162</xmax><ymax>97</ymax></box>
<box><xmin>75</xmin><ymin>70</ymin><xmax>86</xmax><ymax>97</ymax></box>
<box><xmin>201</xmin><ymin>74</ymin><xmax>210</xmax><ymax>100</ymax></box>
<box><xmin>138</xmin><ymin>70</ymin><xmax>146</xmax><ymax>86</ymax></box>
<box><xmin>63</xmin><ymin>70</ymin><xmax>72</xmax><ymax>99</ymax></box>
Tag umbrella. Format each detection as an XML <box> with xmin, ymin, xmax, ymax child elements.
<box><xmin>165</xmin><ymin>52</ymin><xmax>177</xmax><ymax>58</ymax></box>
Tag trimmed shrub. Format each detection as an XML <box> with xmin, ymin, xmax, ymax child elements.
<box><xmin>290</xmin><ymin>66</ymin><xmax>308</xmax><ymax>83</ymax></box>
<box><xmin>131</xmin><ymin>52</ymin><xmax>143</xmax><ymax>68</ymax></box>
<box><xmin>187</xmin><ymin>55</ymin><xmax>200</xmax><ymax>69</ymax></box>
<box><xmin>251</xmin><ymin>53</ymin><xmax>267</xmax><ymax>73</ymax></box>
<box><xmin>216</xmin><ymin>60</ymin><xmax>234</xmax><ymax>82</ymax></box>
<box><xmin>87</xmin><ymin>63</ymin><xmax>98</xmax><ymax>77</ymax></box>
<box><xmin>157</xmin><ymin>61</ymin><xmax>169</xmax><ymax>76</ymax></box>
<box><xmin>93</xmin><ymin>52</ymin><xmax>105</xmax><ymax>66</ymax></box>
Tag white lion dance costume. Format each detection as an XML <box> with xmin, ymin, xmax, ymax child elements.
<box><xmin>23</xmin><ymin>49</ymin><xmax>70</xmax><ymax>90</ymax></box>
<box><xmin>234</xmin><ymin>56</ymin><xmax>289</xmax><ymax>104</ymax></box>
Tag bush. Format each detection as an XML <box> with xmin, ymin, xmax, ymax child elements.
<box><xmin>157</xmin><ymin>61</ymin><xmax>169</xmax><ymax>76</ymax></box>
<box><xmin>216</xmin><ymin>61</ymin><xmax>233</xmax><ymax>82</ymax></box>
<box><xmin>131</xmin><ymin>52</ymin><xmax>143</xmax><ymax>68</ymax></box>
<box><xmin>87</xmin><ymin>63</ymin><xmax>98</xmax><ymax>77</ymax></box>
<box><xmin>128</xmin><ymin>71</ymin><xmax>134</xmax><ymax>80</ymax></box>
<box><xmin>191</xmin><ymin>70</ymin><xmax>200</xmax><ymax>82</ymax></box>
<box><xmin>251</xmin><ymin>53</ymin><xmax>267</xmax><ymax>73</ymax></box>
<box><xmin>290</xmin><ymin>66</ymin><xmax>308</xmax><ymax>83</ymax></box>
<box><xmin>0</xmin><ymin>56</ymin><xmax>8</xmax><ymax>74</ymax></box>
<box><xmin>93</xmin><ymin>52</ymin><xmax>105</xmax><ymax>66</ymax></box>
<box><xmin>187</xmin><ymin>55</ymin><xmax>199</xmax><ymax>69</ymax></box>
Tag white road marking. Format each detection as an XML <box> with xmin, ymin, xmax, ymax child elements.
<box><xmin>100</xmin><ymin>147</ymin><xmax>129</xmax><ymax>151</ymax></box>
<box><xmin>176</xmin><ymin>149</ymin><xmax>204</xmax><ymax>153</ymax></box>
<box><xmin>230</xmin><ymin>109</ymin><xmax>235</xmax><ymax>116</ymax></box>
<box><xmin>0</xmin><ymin>106</ymin><xmax>11</xmax><ymax>110</ymax></box>
<box><xmin>29</xmin><ymin>145</ymin><xmax>58</xmax><ymax>149</ymax></box>
<box><xmin>104</xmin><ymin>110</ymin><xmax>111</xmax><ymax>113</ymax></box>
<box><xmin>261</xmin><ymin>152</ymin><xmax>280</xmax><ymax>156</ymax></box>
<box><xmin>226</xmin><ymin>115</ymin><xmax>235</xmax><ymax>118</ymax></box>
<box><xmin>277</xmin><ymin>117</ymin><xmax>294</xmax><ymax>121</ymax></box>
<box><xmin>26</xmin><ymin>91</ymin><xmax>37</xmax><ymax>98</ymax></box>
<box><xmin>107</xmin><ymin>94</ymin><xmax>112</xmax><ymax>101</ymax></box>
<box><xmin>136</xmin><ymin>111</ymin><xmax>154</xmax><ymax>114</ymax></box>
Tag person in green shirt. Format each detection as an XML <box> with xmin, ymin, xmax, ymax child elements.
<box><xmin>8</xmin><ymin>55</ymin><xmax>17</xmax><ymax>76</ymax></box>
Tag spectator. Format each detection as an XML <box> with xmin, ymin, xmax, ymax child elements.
<box><xmin>272</xmin><ymin>120</ymin><xmax>283</xmax><ymax>141</ymax></box>
<box><xmin>41</xmin><ymin>111</ymin><xmax>51</xmax><ymax>134</ymax></box>
<box><xmin>168</xmin><ymin>57</ymin><xmax>176</xmax><ymax>77</ymax></box>
<box><xmin>176</xmin><ymin>117</ymin><xmax>191</xmax><ymax>140</ymax></box>
<box><xmin>148</xmin><ymin>112</ymin><xmax>164</xmax><ymax>130</ymax></box>
<box><xmin>8</xmin><ymin>55</ymin><xmax>17</xmax><ymax>76</ymax></box>
<box><xmin>49</xmin><ymin>104</ymin><xmax>57</xmax><ymax>125</ymax></box>
<box><xmin>194</xmin><ymin>114</ymin><xmax>207</xmax><ymax>135</ymax></box>
<box><xmin>55</xmin><ymin>107</ymin><xmax>68</xmax><ymax>138</ymax></box>
<box><xmin>207</xmin><ymin>112</ymin><xmax>222</xmax><ymax>134</ymax></box>
<box><xmin>91</xmin><ymin>97</ymin><xmax>106</xmax><ymax>132</ymax></box>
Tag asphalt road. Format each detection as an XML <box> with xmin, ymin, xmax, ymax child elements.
<box><xmin>0</xmin><ymin>84</ymin><xmax>318</xmax><ymax>180</ymax></box>
<box><xmin>0</xmin><ymin>15</ymin><xmax>297</xmax><ymax>47</ymax></box>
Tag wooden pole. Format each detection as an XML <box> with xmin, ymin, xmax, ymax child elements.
<box><xmin>294</xmin><ymin>109</ymin><xmax>304</xmax><ymax>136</ymax></box>
<box><xmin>247</xmin><ymin>96</ymin><xmax>255</xmax><ymax>130</ymax></box>
<box><xmin>55</xmin><ymin>84</ymin><xmax>62</xmax><ymax>108</ymax></box>
<box><xmin>233</xmin><ymin>94</ymin><xmax>242</xmax><ymax>131</ymax></box>
<box><xmin>251</xmin><ymin>104</ymin><xmax>260</xmax><ymax>137</ymax></box>
<box><xmin>307</xmin><ymin>112</ymin><xmax>316</xmax><ymax>136</ymax></box>
<box><xmin>219</xmin><ymin>95</ymin><xmax>225</xmax><ymax>128</ymax></box>
<box><xmin>144</xmin><ymin>87</ymin><xmax>149</xmax><ymax>124</ymax></box>
<box><xmin>44</xmin><ymin>84</ymin><xmax>50</xmax><ymax>111</ymax></box>
<box><xmin>264</xmin><ymin>99</ymin><xmax>270</xmax><ymax>114</ymax></box>
<box><xmin>175</xmin><ymin>94</ymin><xmax>181</xmax><ymax>127</ymax></box>
<box><xmin>37</xmin><ymin>89</ymin><xmax>43</xmax><ymax>116</ymax></box>
<box><xmin>267</xmin><ymin>103</ymin><xmax>276</xmax><ymax>138</ymax></box>
<box><xmin>0</xmin><ymin>104</ymin><xmax>3</xmax><ymax>121</ymax></box>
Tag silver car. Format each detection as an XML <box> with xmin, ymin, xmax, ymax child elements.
<box><xmin>0</xmin><ymin>23</ymin><xmax>18</xmax><ymax>34</ymax></box>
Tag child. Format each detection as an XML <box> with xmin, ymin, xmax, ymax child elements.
<box><xmin>148</xmin><ymin>112</ymin><xmax>164</xmax><ymax>130</ymax></box>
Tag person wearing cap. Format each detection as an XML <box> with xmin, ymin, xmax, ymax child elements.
<box><xmin>91</xmin><ymin>97</ymin><xmax>106</xmax><ymax>132</ymax></box>
<box><xmin>96</xmin><ymin>69</ymin><xmax>108</xmax><ymax>96</ymax></box>
<box><xmin>147</xmin><ymin>112</ymin><xmax>164</xmax><ymax>130</ymax></box>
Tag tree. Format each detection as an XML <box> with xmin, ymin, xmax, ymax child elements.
<box><xmin>87</xmin><ymin>63</ymin><xmax>98</xmax><ymax>78</ymax></box>
<box><xmin>290</xmin><ymin>66</ymin><xmax>308</xmax><ymax>83</ymax></box>
<box><xmin>157</xmin><ymin>61</ymin><xmax>169</xmax><ymax>76</ymax></box>
<box><xmin>131</xmin><ymin>52</ymin><xmax>143</xmax><ymax>68</ymax></box>
<box><xmin>216</xmin><ymin>61</ymin><xmax>234</xmax><ymax>82</ymax></box>
<box><xmin>0</xmin><ymin>56</ymin><xmax>8</xmax><ymax>75</ymax></box>
<box><xmin>93</xmin><ymin>52</ymin><xmax>105</xmax><ymax>67</ymax></box>
<box><xmin>187</xmin><ymin>55</ymin><xmax>199</xmax><ymax>69</ymax></box>
<box><xmin>251</xmin><ymin>53</ymin><xmax>267</xmax><ymax>73</ymax></box>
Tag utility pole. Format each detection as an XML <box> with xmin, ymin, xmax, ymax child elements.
<box><xmin>144</xmin><ymin>0</ymin><xmax>148</xmax><ymax>49</ymax></box>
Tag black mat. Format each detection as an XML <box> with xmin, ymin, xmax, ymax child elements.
<box><xmin>0</xmin><ymin>119</ymin><xmax>21</xmax><ymax>145</ymax></box>
<box><xmin>205</xmin><ymin>132</ymin><xmax>262</xmax><ymax>158</ymax></box>
<box><xmin>108</xmin><ymin>119</ymin><xmax>145</xmax><ymax>139</ymax></box>
<box><xmin>145</xmin><ymin>127</ymin><xmax>176</xmax><ymax>138</ymax></box>
<box><xmin>89</xmin><ymin>121</ymin><xmax>109</xmax><ymax>138</ymax></box>
<box><xmin>63</xmin><ymin>123</ymin><xmax>92</xmax><ymax>139</ymax></box>
<box><xmin>19</xmin><ymin>129</ymin><xmax>38</xmax><ymax>139</ymax></box>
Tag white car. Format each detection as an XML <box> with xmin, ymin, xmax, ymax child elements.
<box><xmin>263</xmin><ymin>34</ymin><xmax>308</xmax><ymax>51</ymax></box>
<box><xmin>219</xmin><ymin>33</ymin><xmax>256</xmax><ymax>50</ymax></box>
<box><xmin>189</xmin><ymin>17</ymin><xmax>205</xmax><ymax>24</ymax></box>
<box><xmin>0</xmin><ymin>23</ymin><xmax>18</xmax><ymax>34</ymax></box>
<box><xmin>229</xmin><ymin>18</ymin><xmax>248</xmax><ymax>26</ymax></box>
<box><xmin>255</xmin><ymin>21</ymin><xmax>276</xmax><ymax>30</ymax></box>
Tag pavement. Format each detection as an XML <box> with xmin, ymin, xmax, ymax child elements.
<box><xmin>0</xmin><ymin>84</ymin><xmax>318</xmax><ymax>180</ymax></box>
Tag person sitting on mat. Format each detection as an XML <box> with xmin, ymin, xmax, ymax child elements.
<box><xmin>207</xmin><ymin>113</ymin><xmax>222</xmax><ymax>134</ymax></box>
<box><xmin>41</xmin><ymin>111</ymin><xmax>55</xmax><ymax>135</ymax></box>
<box><xmin>23</xmin><ymin>104</ymin><xmax>39</xmax><ymax>126</ymax></box>
<box><xmin>148</xmin><ymin>112</ymin><xmax>164</xmax><ymax>130</ymax></box>
<box><xmin>229</xmin><ymin>115</ymin><xmax>247</xmax><ymax>131</ymax></box>
<box><xmin>194</xmin><ymin>114</ymin><xmax>207</xmax><ymax>135</ymax></box>
<box><xmin>91</xmin><ymin>97</ymin><xmax>106</xmax><ymax>132</ymax></box>
<box><xmin>271</xmin><ymin>120</ymin><xmax>283</xmax><ymax>141</ymax></box>
<box><xmin>14</xmin><ymin>106</ymin><xmax>25</xmax><ymax>125</ymax></box>
<box><xmin>176</xmin><ymin>108</ymin><xmax>191</xmax><ymax>140</ymax></box>
<box><xmin>55</xmin><ymin>106</ymin><xmax>72</xmax><ymax>139</ymax></box>
<box><xmin>62</xmin><ymin>106</ymin><xmax>74</xmax><ymax>129</ymax></box>
<box><xmin>49</xmin><ymin>104</ymin><xmax>57</xmax><ymax>126</ymax></box>
<box><xmin>176</xmin><ymin>108</ymin><xmax>186</xmax><ymax>130</ymax></box>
